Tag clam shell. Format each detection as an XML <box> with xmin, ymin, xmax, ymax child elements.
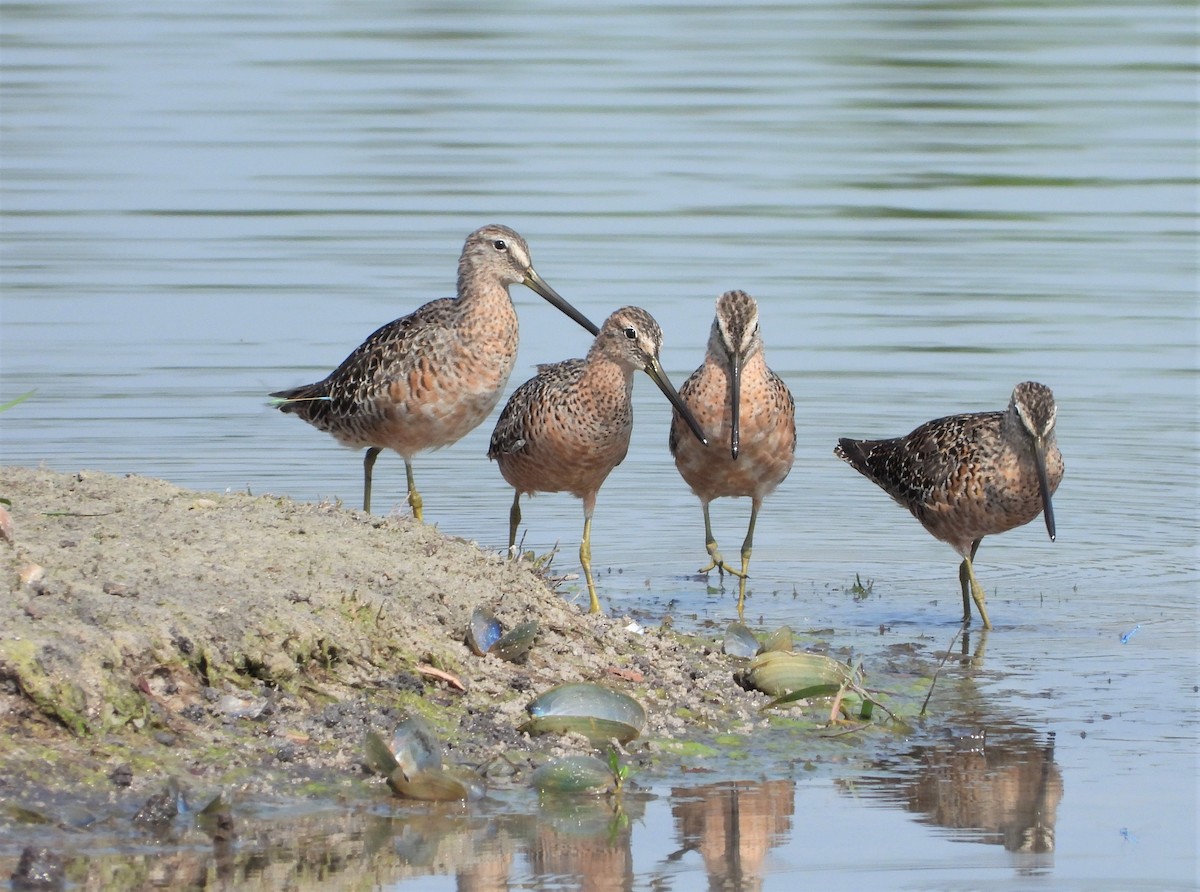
<box><xmin>521</xmin><ymin>682</ymin><xmax>645</xmax><ymax>745</ymax></box>
<box><xmin>465</xmin><ymin>606</ymin><xmax>503</xmax><ymax>656</ymax></box>
<box><xmin>491</xmin><ymin>620</ymin><xmax>539</xmax><ymax>663</ymax></box>
<box><xmin>387</xmin><ymin>768</ymin><xmax>476</xmax><ymax>802</ymax></box>
<box><xmin>366</xmin><ymin>728</ymin><xmax>485</xmax><ymax>802</ymax></box>
<box><xmin>735</xmin><ymin>650</ymin><xmax>857</xmax><ymax>698</ymax></box>
<box><xmin>389</xmin><ymin>715</ymin><xmax>443</xmax><ymax>777</ymax></box>
<box><xmin>722</xmin><ymin>622</ymin><xmax>760</xmax><ymax>658</ymax></box>
<box><xmin>760</xmin><ymin>625</ymin><xmax>794</xmax><ymax>654</ymax></box>
<box><xmin>364</xmin><ymin>731</ymin><xmax>400</xmax><ymax>777</ymax></box>
<box><xmin>530</xmin><ymin>755</ymin><xmax>615</xmax><ymax>795</ymax></box>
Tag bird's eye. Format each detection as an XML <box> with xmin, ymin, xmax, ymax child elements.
<box><xmin>492</xmin><ymin>239</ymin><xmax>508</xmax><ymax>251</ymax></box>
<box><xmin>623</xmin><ymin>327</ymin><xmax>637</xmax><ymax>340</ymax></box>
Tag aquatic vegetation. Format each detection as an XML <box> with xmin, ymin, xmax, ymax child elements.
<box><xmin>844</xmin><ymin>573</ymin><xmax>875</xmax><ymax>601</ymax></box>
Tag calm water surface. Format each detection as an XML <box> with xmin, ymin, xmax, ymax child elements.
<box><xmin>1</xmin><ymin>1</ymin><xmax>1196</xmax><ymax>889</ymax></box>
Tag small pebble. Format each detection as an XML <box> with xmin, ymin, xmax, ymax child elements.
<box><xmin>18</xmin><ymin>563</ymin><xmax>44</xmax><ymax>586</ymax></box>
<box><xmin>11</xmin><ymin>846</ymin><xmax>64</xmax><ymax>890</ymax></box>
<box><xmin>133</xmin><ymin>786</ymin><xmax>180</xmax><ymax>826</ymax></box>
<box><xmin>110</xmin><ymin>764</ymin><xmax>133</xmax><ymax>787</ymax></box>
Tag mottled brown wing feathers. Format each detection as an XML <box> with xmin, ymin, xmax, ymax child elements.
<box><xmin>271</xmin><ymin>297</ymin><xmax>458</xmax><ymax>426</ymax></box>
<box><xmin>488</xmin><ymin>359</ymin><xmax>586</xmax><ymax>459</ymax></box>
<box><xmin>837</xmin><ymin>411</ymin><xmax>1002</xmax><ymax>513</ymax></box>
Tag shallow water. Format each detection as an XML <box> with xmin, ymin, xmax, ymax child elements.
<box><xmin>2</xmin><ymin>0</ymin><xmax>1197</xmax><ymax>888</ymax></box>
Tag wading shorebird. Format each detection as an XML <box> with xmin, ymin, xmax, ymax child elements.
<box><xmin>489</xmin><ymin>306</ymin><xmax>708</xmax><ymax>615</ymax></box>
<box><xmin>669</xmin><ymin>290</ymin><xmax>796</xmax><ymax>616</ymax></box>
<box><xmin>271</xmin><ymin>225</ymin><xmax>599</xmax><ymax>519</ymax></box>
<box><xmin>834</xmin><ymin>381</ymin><xmax>1063</xmax><ymax>629</ymax></box>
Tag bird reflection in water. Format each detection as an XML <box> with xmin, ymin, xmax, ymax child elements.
<box><xmin>665</xmin><ymin>779</ymin><xmax>795</xmax><ymax>890</ymax></box>
<box><xmin>856</xmin><ymin>730</ymin><xmax>1062</xmax><ymax>872</ymax></box>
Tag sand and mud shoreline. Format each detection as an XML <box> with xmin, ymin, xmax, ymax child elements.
<box><xmin>0</xmin><ymin>465</ymin><xmax>791</xmax><ymax>797</ymax></box>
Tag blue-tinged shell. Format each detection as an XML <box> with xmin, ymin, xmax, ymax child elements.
<box><xmin>465</xmin><ymin>606</ymin><xmax>504</xmax><ymax>656</ymax></box>
<box><xmin>722</xmin><ymin>621</ymin><xmax>760</xmax><ymax>658</ymax></box>
<box><xmin>521</xmin><ymin>682</ymin><xmax>645</xmax><ymax>745</ymax></box>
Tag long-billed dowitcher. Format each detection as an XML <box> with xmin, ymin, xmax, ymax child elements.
<box><xmin>834</xmin><ymin>381</ymin><xmax>1063</xmax><ymax>628</ymax></box>
<box><xmin>488</xmin><ymin>306</ymin><xmax>707</xmax><ymax>615</ymax></box>
<box><xmin>271</xmin><ymin>225</ymin><xmax>599</xmax><ymax>519</ymax></box>
<box><xmin>669</xmin><ymin>290</ymin><xmax>796</xmax><ymax>616</ymax></box>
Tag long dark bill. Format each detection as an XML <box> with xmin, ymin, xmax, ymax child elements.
<box><xmin>1035</xmin><ymin>438</ymin><xmax>1056</xmax><ymax>541</ymax></box>
<box><xmin>523</xmin><ymin>269</ymin><xmax>600</xmax><ymax>337</ymax></box>
<box><xmin>645</xmin><ymin>359</ymin><xmax>708</xmax><ymax>447</ymax></box>
<box><xmin>729</xmin><ymin>351</ymin><xmax>741</xmax><ymax>460</ymax></box>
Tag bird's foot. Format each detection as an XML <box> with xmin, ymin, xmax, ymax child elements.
<box><xmin>699</xmin><ymin>555</ymin><xmax>746</xmax><ymax>579</ymax></box>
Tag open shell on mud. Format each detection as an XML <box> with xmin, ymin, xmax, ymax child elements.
<box><xmin>491</xmin><ymin>620</ymin><xmax>539</xmax><ymax>662</ymax></box>
<box><xmin>389</xmin><ymin>715</ymin><xmax>443</xmax><ymax>777</ymax></box>
<box><xmin>723</xmin><ymin>623</ymin><xmax>795</xmax><ymax>658</ymax></box>
<box><xmin>760</xmin><ymin>625</ymin><xmax>793</xmax><ymax>654</ymax></box>
<box><xmin>722</xmin><ymin>622</ymin><xmax>760</xmax><ymax>658</ymax></box>
<box><xmin>465</xmin><ymin>606</ymin><xmax>538</xmax><ymax>662</ymax></box>
<box><xmin>364</xmin><ymin>716</ymin><xmax>483</xmax><ymax>802</ymax></box>
<box><xmin>530</xmin><ymin>755</ymin><xmax>616</xmax><ymax>795</ymax></box>
<box><xmin>387</xmin><ymin>767</ymin><xmax>482</xmax><ymax>802</ymax></box>
<box><xmin>734</xmin><ymin>650</ymin><xmax>859</xmax><ymax>698</ymax></box>
<box><xmin>465</xmin><ymin>606</ymin><xmax>503</xmax><ymax>656</ymax></box>
<box><xmin>521</xmin><ymin>682</ymin><xmax>646</xmax><ymax>746</ymax></box>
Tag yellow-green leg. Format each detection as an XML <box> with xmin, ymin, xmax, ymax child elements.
<box><xmin>507</xmin><ymin>491</ymin><xmax>522</xmax><ymax>555</ymax></box>
<box><xmin>957</xmin><ymin>538</ymin><xmax>992</xmax><ymax>629</ymax></box>
<box><xmin>404</xmin><ymin>458</ymin><xmax>423</xmax><ymax>522</ymax></box>
<box><xmin>699</xmin><ymin>501</ymin><xmax>746</xmax><ymax>579</ymax></box>
<box><xmin>362</xmin><ymin>447</ymin><xmax>382</xmax><ymax>513</ymax></box>
<box><xmin>580</xmin><ymin>497</ymin><xmax>601</xmax><ymax>615</ymax></box>
<box><xmin>734</xmin><ymin>497</ymin><xmax>762</xmax><ymax>617</ymax></box>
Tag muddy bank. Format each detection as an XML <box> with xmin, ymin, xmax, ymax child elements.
<box><xmin>0</xmin><ymin>466</ymin><xmax>940</xmax><ymax>888</ymax></box>
<box><xmin>0</xmin><ymin>467</ymin><xmax>805</xmax><ymax>798</ymax></box>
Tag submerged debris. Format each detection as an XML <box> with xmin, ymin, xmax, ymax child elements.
<box><xmin>11</xmin><ymin>845</ymin><xmax>64</xmax><ymax>891</ymax></box>
<box><xmin>196</xmin><ymin>794</ymin><xmax>236</xmax><ymax>844</ymax></box>
<box><xmin>132</xmin><ymin>781</ymin><xmax>185</xmax><ymax>827</ymax></box>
